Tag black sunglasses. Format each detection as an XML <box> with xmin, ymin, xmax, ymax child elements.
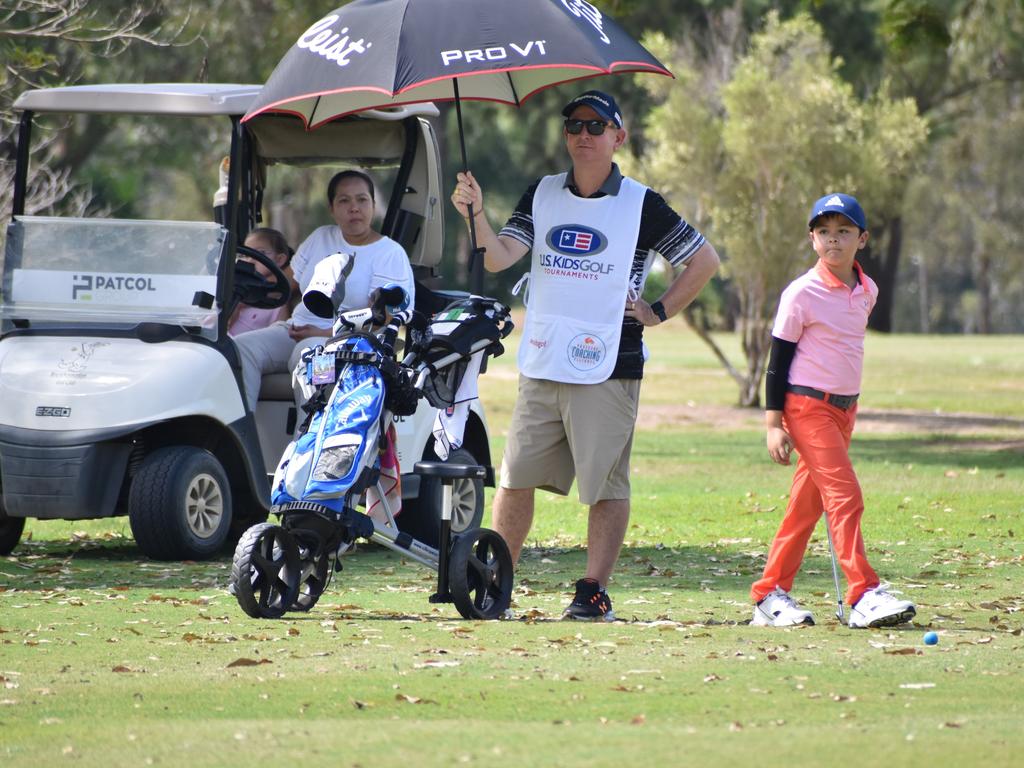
<box><xmin>564</xmin><ymin>118</ymin><xmax>612</xmax><ymax>136</ymax></box>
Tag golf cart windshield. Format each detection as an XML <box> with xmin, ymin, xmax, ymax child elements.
<box><xmin>2</xmin><ymin>216</ymin><xmax>223</xmax><ymax>338</ymax></box>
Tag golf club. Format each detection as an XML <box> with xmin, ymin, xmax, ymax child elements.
<box><xmin>822</xmin><ymin>510</ymin><xmax>845</xmax><ymax>622</ymax></box>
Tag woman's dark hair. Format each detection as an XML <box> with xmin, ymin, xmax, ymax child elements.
<box><xmin>245</xmin><ymin>227</ymin><xmax>294</xmax><ymax>266</ymax></box>
<box><xmin>327</xmin><ymin>169</ymin><xmax>375</xmax><ymax>205</ymax></box>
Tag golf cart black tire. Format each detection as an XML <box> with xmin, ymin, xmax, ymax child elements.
<box><xmin>448</xmin><ymin>527</ymin><xmax>513</xmax><ymax>620</ymax></box>
<box><xmin>227</xmin><ymin>508</ymin><xmax>270</xmax><ymax>551</ymax></box>
<box><xmin>399</xmin><ymin>447</ymin><xmax>484</xmax><ymax>548</ymax></box>
<box><xmin>0</xmin><ymin>504</ymin><xmax>25</xmax><ymax>556</ymax></box>
<box><xmin>128</xmin><ymin>446</ymin><xmax>232</xmax><ymax>561</ymax></box>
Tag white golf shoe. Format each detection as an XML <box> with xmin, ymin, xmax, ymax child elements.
<box><xmin>848</xmin><ymin>584</ymin><xmax>916</xmax><ymax>628</ymax></box>
<box><xmin>752</xmin><ymin>588</ymin><xmax>815</xmax><ymax>627</ymax></box>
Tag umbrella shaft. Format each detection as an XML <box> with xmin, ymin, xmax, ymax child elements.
<box><xmin>453</xmin><ymin>77</ymin><xmax>469</xmax><ymax>172</ymax></box>
<box><xmin>452</xmin><ymin>76</ymin><xmax>481</xmax><ymax>290</ymax></box>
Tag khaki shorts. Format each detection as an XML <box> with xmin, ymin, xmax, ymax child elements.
<box><xmin>500</xmin><ymin>375</ymin><xmax>641</xmax><ymax>505</ymax></box>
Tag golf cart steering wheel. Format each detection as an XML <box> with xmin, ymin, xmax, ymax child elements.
<box><xmin>234</xmin><ymin>244</ymin><xmax>290</xmax><ymax>310</ymax></box>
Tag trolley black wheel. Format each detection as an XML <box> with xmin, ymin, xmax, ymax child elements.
<box><xmin>447</xmin><ymin>527</ymin><xmax>513</xmax><ymax>620</ymax></box>
<box><xmin>289</xmin><ymin>542</ymin><xmax>331</xmax><ymax>612</ymax></box>
<box><xmin>230</xmin><ymin>523</ymin><xmax>301</xmax><ymax>619</ymax></box>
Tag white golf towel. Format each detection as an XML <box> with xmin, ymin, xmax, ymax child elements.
<box><xmin>431</xmin><ymin>350</ymin><xmax>484</xmax><ymax>460</ymax></box>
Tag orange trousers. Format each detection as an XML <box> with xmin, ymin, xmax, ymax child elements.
<box><xmin>751</xmin><ymin>393</ymin><xmax>879</xmax><ymax>607</ymax></box>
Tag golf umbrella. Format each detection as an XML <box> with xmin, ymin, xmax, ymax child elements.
<box><xmin>243</xmin><ymin>0</ymin><xmax>672</xmax><ymax>292</ymax></box>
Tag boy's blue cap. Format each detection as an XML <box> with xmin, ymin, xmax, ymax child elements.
<box><xmin>562</xmin><ymin>90</ymin><xmax>623</xmax><ymax>128</ymax></box>
<box><xmin>808</xmin><ymin>193</ymin><xmax>867</xmax><ymax>230</ymax></box>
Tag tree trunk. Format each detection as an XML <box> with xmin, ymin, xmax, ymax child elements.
<box><xmin>739</xmin><ymin>322</ymin><xmax>769</xmax><ymax>407</ymax></box>
<box><xmin>916</xmin><ymin>251</ymin><xmax>930</xmax><ymax>333</ymax></box>
<box><xmin>682</xmin><ymin>307</ymin><xmax>745</xmax><ymax>386</ymax></box>
<box><xmin>975</xmin><ymin>248</ymin><xmax>992</xmax><ymax>334</ymax></box>
<box><xmin>736</xmin><ymin>288</ymin><xmax>769</xmax><ymax>408</ymax></box>
<box><xmin>859</xmin><ymin>215</ymin><xmax>903</xmax><ymax>333</ymax></box>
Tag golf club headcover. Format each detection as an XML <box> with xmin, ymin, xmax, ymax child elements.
<box><xmin>378</xmin><ymin>283</ymin><xmax>409</xmax><ymax>313</ymax></box>
<box><xmin>303</xmin><ymin>251</ymin><xmax>355</xmax><ymax>318</ymax></box>
<box><xmin>391</xmin><ymin>308</ymin><xmax>414</xmax><ymax>326</ymax></box>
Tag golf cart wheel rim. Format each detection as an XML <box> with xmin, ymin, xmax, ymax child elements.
<box><xmin>450</xmin><ymin>477</ymin><xmax>478</xmax><ymax>531</ymax></box>
<box><xmin>185</xmin><ymin>472</ymin><xmax>224</xmax><ymax>538</ymax></box>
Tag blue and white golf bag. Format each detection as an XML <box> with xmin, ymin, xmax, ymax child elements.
<box><xmin>270</xmin><ymin>335</ymin><xmax>386</xmax><ymax>514</ymax></box>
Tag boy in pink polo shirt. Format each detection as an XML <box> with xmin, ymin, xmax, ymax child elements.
<box><xmin>751</xmin><ymin>193</ymin><xmax>916</xmax><ymax>629</ymax></box>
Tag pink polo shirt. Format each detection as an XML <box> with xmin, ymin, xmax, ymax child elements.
<box><xmin>772</xmin><ymin>260</ymin><xmax>877</xmax><ymax>396</ymax></box>
<box><xmin>228</xmin><ymin>304</ymin><xmax>288</xmax><ymax>337</ymax></box>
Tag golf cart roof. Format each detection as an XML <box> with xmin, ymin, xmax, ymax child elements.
<box><xmin>13</xmin><ymin>84</ymin><xmax>265</xmax><ymax>116</ymax></box>
<box><xmin>13</xmin><ymin>82</ymin><xmax>441</xmax><ymax>166</ymax></box>
<box><xmin>12</xmin><ymin>83</ymin><xmax>441</xmax><ymax>122</ymax></box>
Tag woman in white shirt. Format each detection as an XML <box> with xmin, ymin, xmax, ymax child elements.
<box><xmin>234</xmin><ymin>170</ymin><xmax>415</xmax><ymax>411</ymax></box>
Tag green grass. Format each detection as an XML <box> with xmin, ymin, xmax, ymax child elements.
<box><xmin>2</xmin><ymin>329</ymin><xmax>1023</xmax><ymax>767</ymax></box>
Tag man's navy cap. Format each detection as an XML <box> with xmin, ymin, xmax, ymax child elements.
<box><xmin>808</xmin><ymin>193</ymin><xmax>867</xmax><ymax>230</ymax></box>
<box><xmin>562</xmin><ymin>90</ymin><xmax>623</xmax><ymax>128</ymax></box>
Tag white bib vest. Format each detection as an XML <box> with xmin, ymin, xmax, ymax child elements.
<box><xmin>518</xmin><ymin>173</ymin><xmax>646</xmax><ymax>383</ymax></box>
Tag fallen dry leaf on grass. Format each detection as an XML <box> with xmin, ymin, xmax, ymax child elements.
<box><xmin>395</xmin><ymin>693</ymin><xmax>437</xmax><ymax>704</ymax></box>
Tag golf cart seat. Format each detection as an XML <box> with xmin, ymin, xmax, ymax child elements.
<box><xmin>259</xmin><ymin>372</ymin><xmax>294</xmax><ymax>401</ymax></box>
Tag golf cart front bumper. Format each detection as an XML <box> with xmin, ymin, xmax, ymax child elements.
<box><xmin>0</xmin><ymin>424</ymin><xmax>134</xmax><ymax>520</ymax></box>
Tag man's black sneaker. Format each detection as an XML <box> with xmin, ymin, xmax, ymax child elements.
<box><xmin>562</xmin><ymin>578</ymin><xmax>615</xmax><ymax>622</ymax></box>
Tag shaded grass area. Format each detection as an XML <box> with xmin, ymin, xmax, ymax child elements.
<box><xmin>3</xmin><ymin>530</ymin><xmax>1023</xmax><ymax>763</ymax></box>
<box><xmin>2</xmin><ymin>329</ymin><xmax>1023</xmax><ymax>766</ymax></box>
<box><xmin>4</xmin><ymin>427</ymin><xmax>1022</xmax><ymax>767</ymax></box>
<box><xmin>2</xmin><ymin>537</ymin><xmax>1022</xmax><ymax>768</ymax></box>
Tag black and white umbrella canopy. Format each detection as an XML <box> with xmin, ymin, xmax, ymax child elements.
<box><xmin>243</xmin><ymin>0</ymin><xmax>671</xmax><ymax>126</ymax></box>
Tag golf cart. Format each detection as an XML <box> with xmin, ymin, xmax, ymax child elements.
<box><xmin>0</xmin><ymin>83</ymin><xmax>496</xmax><ymax>560</ymax></box>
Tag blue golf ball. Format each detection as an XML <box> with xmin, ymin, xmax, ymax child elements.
<box><xmin>923</xmin><ymin>631</ymin><xmax>939</xmax><ymax>646</ymax></box>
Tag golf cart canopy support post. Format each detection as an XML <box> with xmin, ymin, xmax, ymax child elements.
<box><xmin>12</xmin><ymin>111</ymin><xmax>32</xmax><ymax>216</ymax></box>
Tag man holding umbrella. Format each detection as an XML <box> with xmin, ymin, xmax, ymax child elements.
<box><xmin>451</xmin><ymin>90</ymin><xmax>720</xmax><ymax>621</ymax></box>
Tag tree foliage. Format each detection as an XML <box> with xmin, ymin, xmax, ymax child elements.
<box><xmin>900</xmin><ymin>82</ymin><xmax>1024</xmax><ymax>333</ymax></box>
<box><xmin>634</xmin><ymin>12</ymin><xmax>927</xmax><ymax>406</ymax></box>
<box><xmin>0</xmin><ymin>0</ymin><xmax>191</xmax><ymax>225</ymax></box>
<box><xmin>3</xmin><ymin>0</ymin><xmax>1022</xmax><ymax>338</ymax></box>
<box><xmin>887</xmin><ymin>0</ymin><xmax>1024</xmax><ymax>334</ymax></box>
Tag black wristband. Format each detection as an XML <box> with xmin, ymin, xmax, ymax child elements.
<box><xmin>650</xmin><ymin>300</ymin><xmax>668</xmax><ymax>323</ymax></box>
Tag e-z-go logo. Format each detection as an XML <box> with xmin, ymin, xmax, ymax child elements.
<box><xmin>72</xmin><ymin>274</ymin><xmax>157</xmax><ymax>301</ymax></box>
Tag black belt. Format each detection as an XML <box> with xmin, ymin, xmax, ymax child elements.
<box><xmin>788</xmin><ymin>385</ymin><xmax>859</xmax><ymax>410</ymax></box>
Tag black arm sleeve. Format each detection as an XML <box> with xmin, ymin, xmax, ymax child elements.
<box><xmin>765</xmin><ymin>336</ymin><xmax>798</xmax><ymax>411</ymax></box>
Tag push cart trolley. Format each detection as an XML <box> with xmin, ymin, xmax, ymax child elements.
<box><xmin>230</xmin><ymin>288</ymin><xmax>515</xmax><ymax>620</ymax></box>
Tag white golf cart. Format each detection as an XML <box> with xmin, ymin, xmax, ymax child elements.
<box><xmin>0</xmin><ymin>83</ymin><xmax>495</xmax><ymax>560</ymax></box>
